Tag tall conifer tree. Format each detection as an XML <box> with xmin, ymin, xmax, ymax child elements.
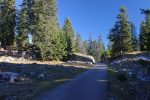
<box><xmin>0</xmin><ymin>0</ymin><xmax>16</xmax><ymax>47</ymax></box>
<box><xmin>30</xmin><ymin>0</ymin><xmax>61</xmax><ymax>60</ymax></box>
<box><xmin>98</xmin><ymin>33</ymin><xmax>105</xmax><ymax>62</ymax></box>
<box><xmin>63</xmin><ymin>17</ymin><xmax>75</xmax><ymax>55</ymax></box>
<box><xmin>142</xmin><ymin>9</ymin><xmax>150</xmax><ymax>51</ymax></box>
<box><xmin>75</xmin><ymin>33</ymin><xmax>82</xmax><ymax>53</ymax></box>
<box><xmin>108</xmin><ymin>6</ymin><xmax>132</xmax><ymax>57</ymax></box>
<box><xmin>17</xmin><ymin>0</ymin><xmax>29</xmax><ymax>50</ymax></box>
<box><xmin>82</xmin><ymin>40</ymin><xmax>88</xmax><ymax>55</ymax></box>
<box><xmin>91</xmin><ymin>40</ymin><xmax>99</xmax><ymax>61</ymax></box>
<box><xmin>140</xmin><ymin>9</ymin><xmax>150</xmax><ymax>51</ymax></box>
<box><xmin>87</xmin><ymin>33</ymin><xmax>93</xmax><ymax>56</ymax></box>
<box><xmin>130</xmin><ymin>23</ymin><xmax>138</xmax><ymax>51</ymax></box>
<box><xmin>139</xmin><ymin>21</ymin><xmax>147</xmax><ymax>51</ymax></box>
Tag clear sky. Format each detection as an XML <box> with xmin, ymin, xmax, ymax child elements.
<box><xmin>16</xmin><ymin>0</ymin><xmax>150</xmax><ymax>48</ymax></box>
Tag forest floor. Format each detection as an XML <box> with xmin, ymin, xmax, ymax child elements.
<box><xmin>35</xmin><ymin>63</ymin><xmax>108</xmax><ymax>100</ymax></box>
<box><xmin>0</xmin><ymin>61</ymin><xmax>93</xmax><ymax>100</ymax></box>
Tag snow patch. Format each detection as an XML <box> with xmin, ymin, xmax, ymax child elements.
<box><xmin>111</xmin><ymin>56</ymin><xmax>150</xmax><ymax>65</ymax></box>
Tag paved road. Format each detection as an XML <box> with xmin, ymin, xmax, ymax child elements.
<box><xmin>37</xmin><ymin>63</ymin><xmax>108</xmax><ymax>100</ymax></box>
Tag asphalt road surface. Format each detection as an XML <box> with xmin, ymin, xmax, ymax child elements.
<box><xmin>36</xmin><ymin>63</ymin><xmax>108</xmax><ymax>100</ymax></box>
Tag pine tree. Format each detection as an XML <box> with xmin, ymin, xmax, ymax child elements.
<box><xmin>75</xmin><ymin>33</ymin><xmax>82</xmax><ymax>53</ymax></box>
<box><xmin>30</xmin><ymin>0</ymin><xmax>61</xmax><ymax>60</ymax></box>
<box><xmin>63</xmin><ymin>17</ymin><xmax>75</xmax><ymax>55</ymax></box>
<box><xmin>86</xmin><ymin>33</ymin><xmax>104</xmax><ymax>62</ymax></box>
<box><xmin>139</xmin><ymin>21</ymin><xmax>147</xmax><ymax>51</ymax></box>
<box><xmin>105</xmin><ymin>45</ymin><xmax>111</xmax><ymax>58</ymax></box>
<box><xmin>49</xmin><ymin>0</ymin><xmax>58</xmax><ymax>24</ymax></box>
<box><xmin>54</xmin><ymin>29</ymin><xmax>67</xmax><ymax>60</ymax></box>
<box><xmin>130</xmin><ymin>23</ymin><xmax>138</xmax><ymax>51</ymax></box>
<box><xmin>139</xmin><ymin>9</ymin><xmax>150</xmax><ymax>51</ymax></box>
<box><xmin>105</xmin><ymin>43</ymin><xmax>111</xmax><ymax>63</ymax></box>
<box><xmin>145</xmin><ymin>14</ymin><xmax>150</xmax><ymax>51</ymax></box>
<box><xmin>140</xmin><ymin>9</ymin><xmax>150</xmax><ymax>51</ymax></box>
<box><xmin>91</xmin><ymin>40</ymin><xmax>99</xmax><ymax>61</ymax></box>
<box><xmin>87</xmin><ymin>33</ymin><xmax>93</xmax><ymax>56</ymax></box>
<box><xmin>30</xmin><ymin>0</ymin><xmax>47</xmax><ymax>60</ymax></box>
<box><xmin>108</xmin><ymin>6</ymin><xmax>132</xmax><ymax>57</ymax></box>
<box><xmin>81</xmin><ymin>40</ymin><xmax>88</xmax><ymax>55</ymax></box>
<box><xmin>98</xmin><ymin>33</ymin><xmax>105</xmax><ymax>62</ymax></box>
<box><xmin>17</xmin><ymin>0</ymin><xmax>29</xmax><ymax>50</ymax></box>
<box><xmin>120</xmin><ymin>6</ymin><xmax>132</xmax><ymax>52</ymax></box>
<box><xmin>0</xmin><ymin>0</ymin><xmax>16</xmax><ymax>47</ymax></box>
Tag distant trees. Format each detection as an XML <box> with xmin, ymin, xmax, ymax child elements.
<box><xmin>0</xmin><ymin>1</ymin><xmax>149</xmax><ymax>61</ymax></box>
<box><xmin>90</xmin><ymin>40</ymin><xmax>99</xmax><ymax>61</ymax></box>
<box><xmin>87</xmin><ymin>33</ymin><xmax>93</xmax><ymax>56</ymax></box>
<box><xmin>75</xmin><ymin>33</ymin><xmax>82</xmax><ymax>53</ymax></box>
<box><xmin>81</xmin><ymin>40</ymin><xmax>88</xmax><ymax>55</ymax></box>
<box><xmin>105</xmin><ymin>42</ymin><xmax>111</xmax><ymax>58</ymax></box>
<box><xmin>97</xmin><ymin>33</ymin><xmax>105</xmax><ymax>62</ymax></box>
<box><xmin>86</xmin><ymin>33</ymin><xmax>105</xmax><ymax>62</ymax></box>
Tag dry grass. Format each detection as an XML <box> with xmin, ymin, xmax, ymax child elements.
<box><xmin>0</xmin><ymin>62</ymin><xmax>92</xmax><ymax>100</ymax></box>
<box><xmin>108</xmin><ymin>66</ymin><xmax>133</xmax><ymax>100</ymax></box>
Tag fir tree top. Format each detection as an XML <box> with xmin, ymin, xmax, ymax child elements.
<box><xmin>120</xmin><ymin>6</ymin><xmax>127</xmax><ymax>13</ymax></box>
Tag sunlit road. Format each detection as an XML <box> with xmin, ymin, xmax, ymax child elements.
<box><xmin>36</xmin><ymin>63</ymin><xmax>108</xmax><ymax>100</ymax></box>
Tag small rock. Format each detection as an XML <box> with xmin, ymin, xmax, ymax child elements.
<box><xmin>38</xmin><ymin>73</ymin><xmax>45</xmax><ymax>79</ymax></box>
<box><xmin>1</xmin><ymin>72</ymin><xmax>19</xmax><ymax>83</ymax></box>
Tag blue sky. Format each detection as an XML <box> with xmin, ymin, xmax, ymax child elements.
<box><xmin>16</xmin><ymin>0</ymin><xmax>150</xmax><ymax>48</ymax></box>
